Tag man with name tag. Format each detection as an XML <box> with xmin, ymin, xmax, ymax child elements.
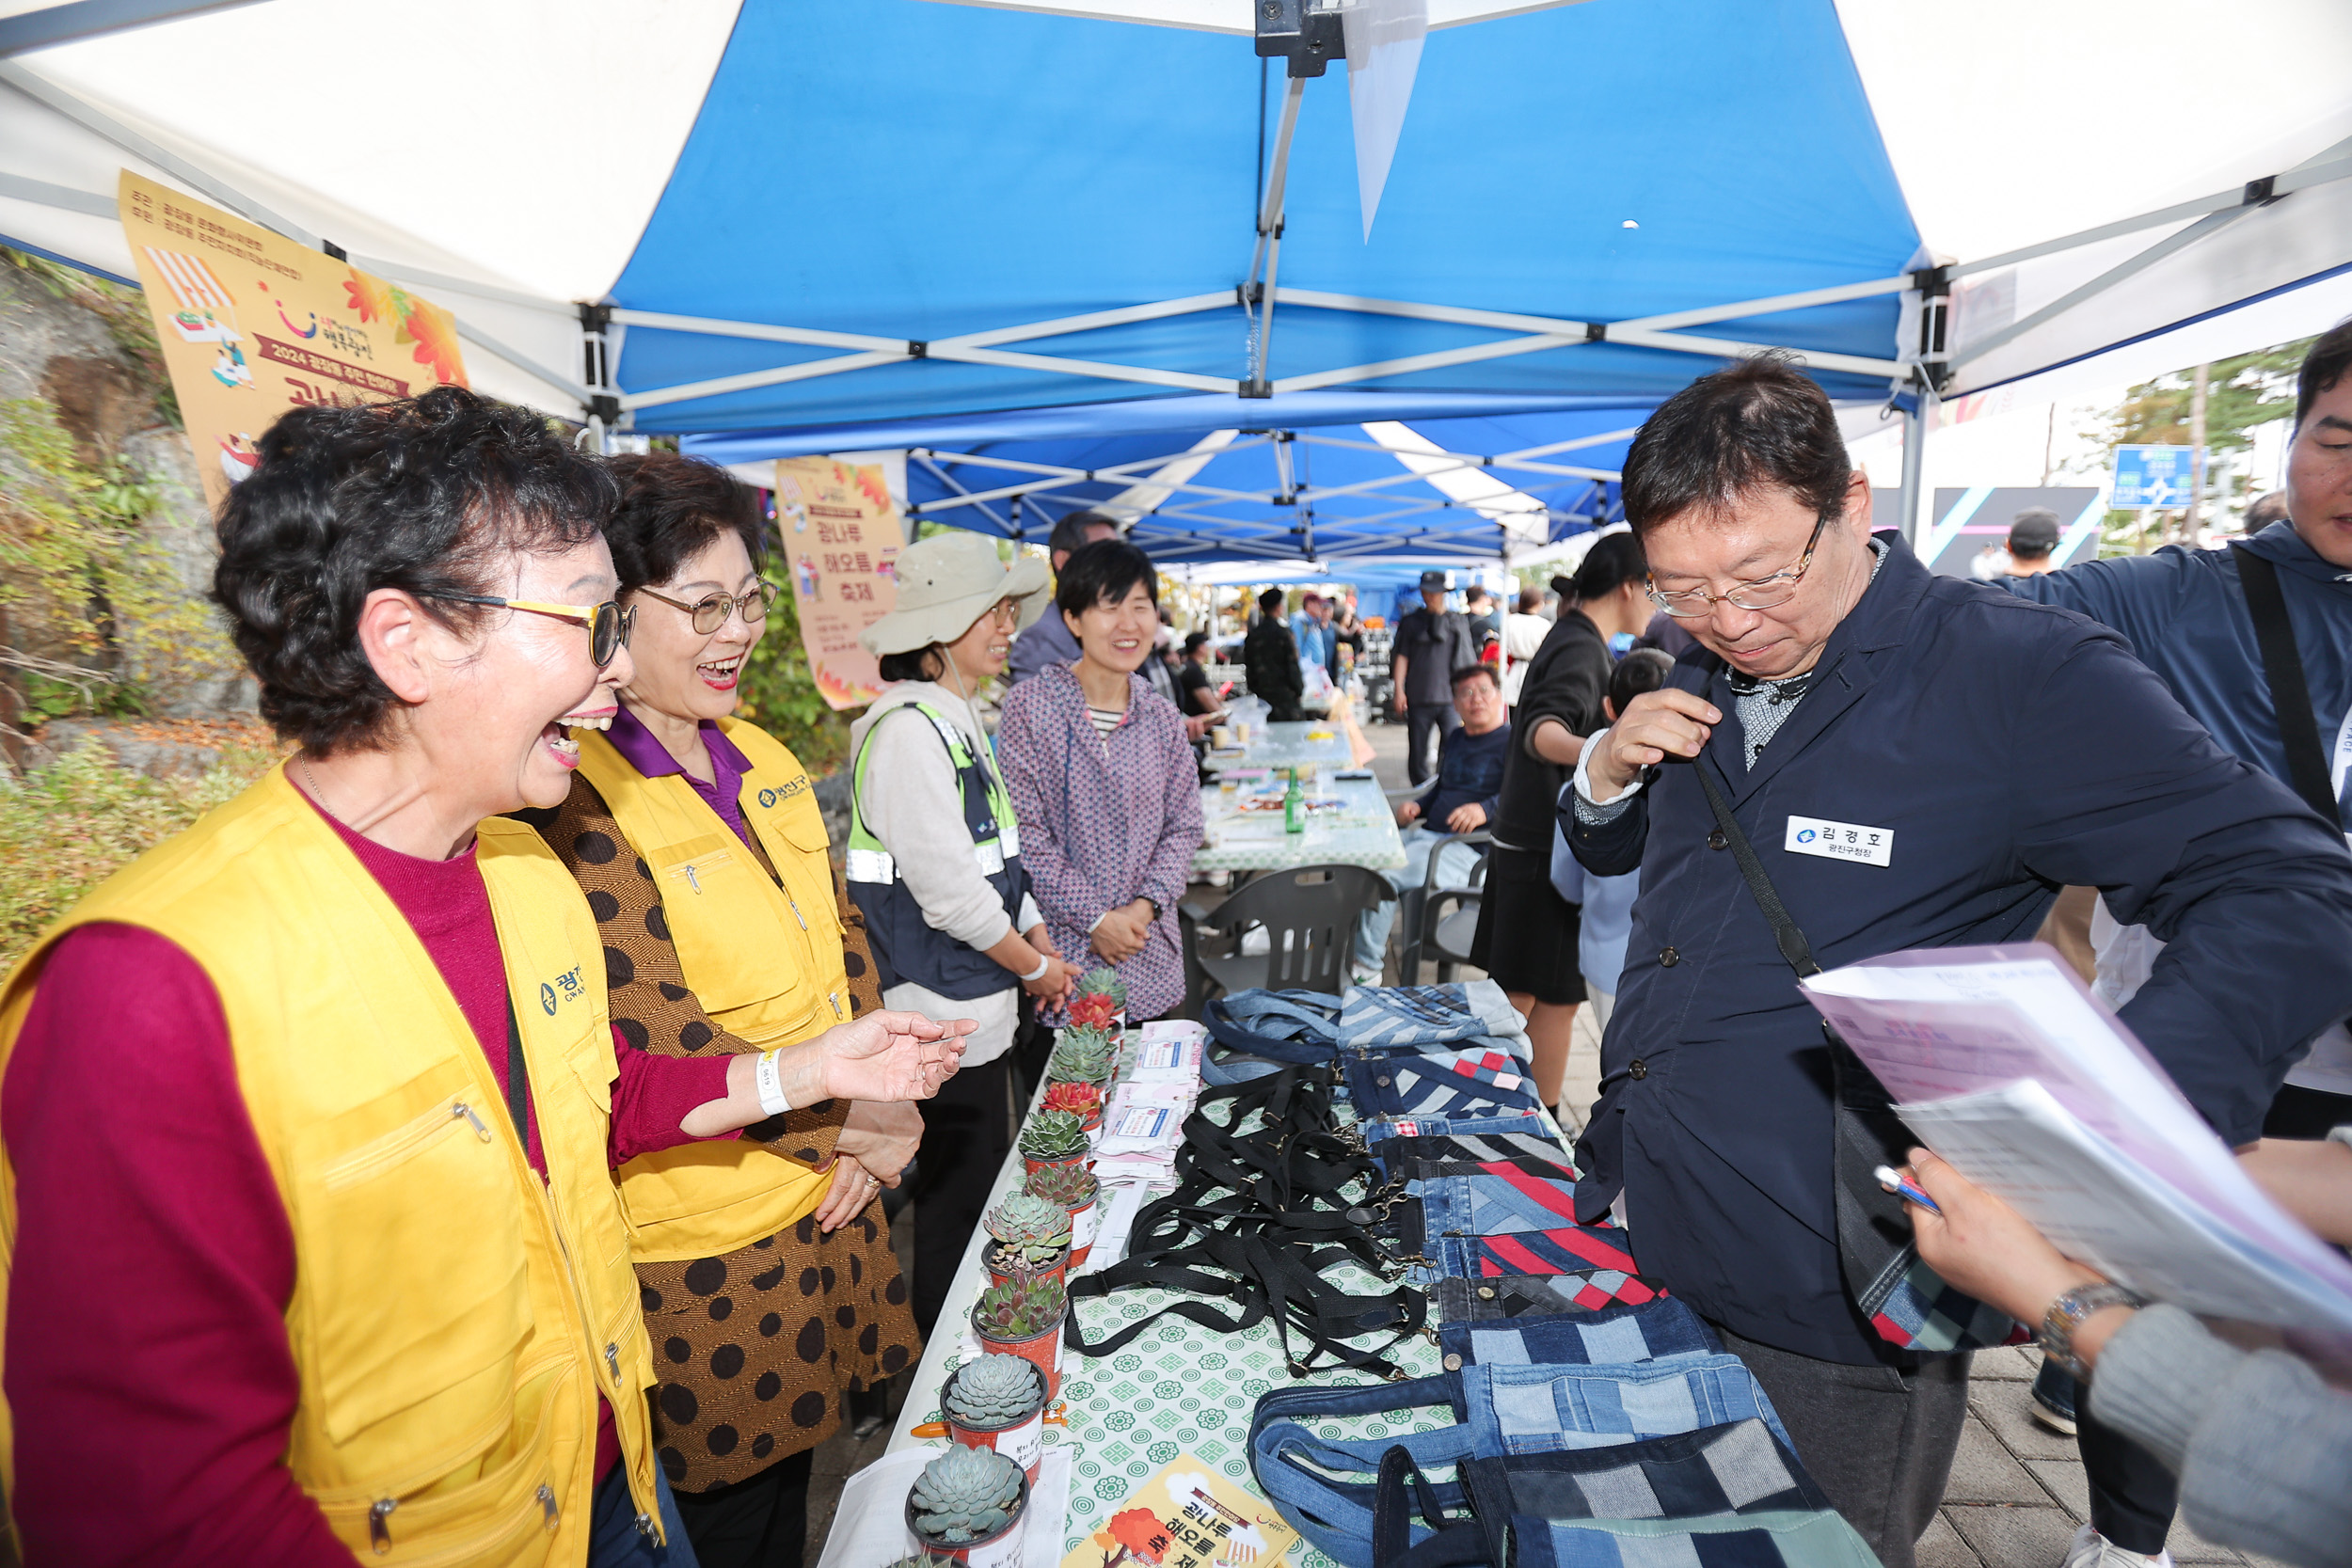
<box><xmin>1562</xmin><ymin>356</ymin><xmax>2352</xmax><ymax>1568</ymax></box>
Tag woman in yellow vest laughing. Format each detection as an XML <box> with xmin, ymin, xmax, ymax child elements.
<box><xmin>522</xmin><ymin>452</ymin><xmax>918</xmax><ymax>1567</ymax></box>
<box><xmin>0</xmin><ymin>390</ymin><xmax>970</xmax><ymax>1568</ymax></box>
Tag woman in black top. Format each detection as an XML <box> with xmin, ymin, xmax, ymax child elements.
<box><xmin>1468</xmin><ymin>532</ymin><xmax>1651</xmax><ymax>1114</ymax></box>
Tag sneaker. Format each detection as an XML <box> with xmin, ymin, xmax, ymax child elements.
<box><xmin>2063</xmin><ymin>1523</ymin><xmax>2173</xmax><ymax>1568</ymax></box>
<box><xmin>1349</xmin><ymin>965</ymin><xmax>1384</xmax><ymax>989</ymax></box>
<box><xmin>2028</xmin><ymin>1386</ymin><xmax>2078</xmax><ymax>1436</ymax></box>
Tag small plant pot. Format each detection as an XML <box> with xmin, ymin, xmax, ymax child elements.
<box><xmin>982</xmin><ymin>1242</ymin><xmax>1068</xmax><ymax>1292</ymax></box>
<box><xmin>972</xmin><ymin>1305</ymin><xmax>1066</xmax><ymax>1404</ymax></box>
<box><xmin>1061</xmin><ymin>1196</ymin><xmax>1100</xmax><ymax>1272</ymax></box>
<box><xmin>940</xmin><ymin>1362</ymin><xmax>1048</xmax><ymax>1483</ymax></box>
<box><xmin>1020</xmin><ymin>1150</ymin><xmax>1087</xmax><ymax>1180</ymax></box>
<box><xmin>906</xmin><ymin>1463</ymin><xmax>1030</xmax><ymax>1568</ymax></box>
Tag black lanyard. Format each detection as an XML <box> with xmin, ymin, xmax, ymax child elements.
<box><xmin>2233</xmin><ymin>546</ymin><xmax>2343</xmax><ymax>829</ymax></box>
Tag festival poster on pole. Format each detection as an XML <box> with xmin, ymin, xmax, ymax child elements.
<box><xmin>774</xmin><ymin>455</ymin><xmax>902</xmax><ymax>709</ymax></box>
<box><xmin>117</xmin><ymin>170</ymin><xmax>468</xmax><ymax>513</ymax></box>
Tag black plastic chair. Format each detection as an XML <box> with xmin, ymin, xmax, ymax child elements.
<box><xmin>1395</xmin><ymin>831</ymin><xmax>1490</xmax><ymax>984</ymax></box>
<box><xmin>1180</xmin><ymin>863</ymin><xmax>1389</xmax><ymax>997</ymax></box>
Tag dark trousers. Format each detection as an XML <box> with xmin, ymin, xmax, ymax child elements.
<box><xmin>1403</xmin><ymin>701</ymin><xmax>1459</xmax><ymax>785</ymax></box>
<box><xmin>908</xmin><ymin>1051</ymin><xmax>1021</xmax><ymax>1336</ymax></box>
<box><xmin>670</xmin><ymin>1449</ymin><xmax>813</xmax><ymax>1568</ymax></box>
<box><xmin>1712</xmin><ymin>1323</ymin><xmax>1970</xmax><ymax>1568</ymax></box>
<box><xmin>589</xmin><ymin>1463</ymin><xmax>699</xmax><ymax>1568</ymax></box>
<box><xmin>2035</xmin><ymin>1364</ymin><xmax>2177</xmax><ymax>1554</ymax></box>
<box><xmin>2265</xmin><ymin>1082</ymin><xmax>2352</xmax><ymax>1137</ymax></box>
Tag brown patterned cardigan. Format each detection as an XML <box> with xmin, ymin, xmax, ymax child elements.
<box><xmin>524</xmin><ymin>773</ymin><xmax>919</xmax><ymax>1494</ymax></box>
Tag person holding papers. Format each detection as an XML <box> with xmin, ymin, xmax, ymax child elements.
<box><xmin>1899</xmin><ymin>1139</ymin><xmax>2352</xmax><ymax>1568</ymax></box>
<box><xmin>1562</xmin><ymin>356</ymin><xmax>2352</xmax><ymax>1568</ymax></box>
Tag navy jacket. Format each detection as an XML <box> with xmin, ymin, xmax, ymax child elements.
<box><xmin>1998</xmin><ymin>520</ymin><xmax>2352</xmax><ymax>810</ymax></box>
<box><xmin>1565</xmin><ymin>534</ymin><xmax>2352</xmax><ymax>1364</ymax></box>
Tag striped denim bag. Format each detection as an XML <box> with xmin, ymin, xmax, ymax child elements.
<box><xmin>1370</xmin><ymin>1420</ymin><xmax>1874</xmax><ymax>1568</ymax></box>
<box><xmin>1340</xmin><ymin>980</ymin><xmax>1527</xmax><ymax>1051</ymax></box>
<box><xmin>1434</xmin><ymin>1273</ymin><xmax>1677</xmax><ymax>1325</ymax></box>
<box><xmin>1358</xmin><ymin>1110</ymin><xmax>1551</xmax><ymax>1147</ymax></box>
<box><xmin>1432</xmin><ymin>1297</ymin><xmax>1715</xmax><ymax>1374</ymax></box>
<box><xmin>1344</xmin><ymin>1046</ymin><xmax>1543</xmax><ymax>1122</ymax></box>
<box><xmin>1371</xmin><ymin>1129</ymin><xmax>1578</xmax><ymax>1178</ymax></box>
<box><xmin>1248</xmin><ymin>1357</ymin><xmax>1795</xmax><ymax>1568</ymax></box>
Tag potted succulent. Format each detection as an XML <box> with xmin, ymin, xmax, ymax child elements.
<box><xmin>1016</xmin><ymin>1109</ymin><xmax>1089</xmax><ymax>1177</ymax></box>
<box><xmin>1064</xmin><ymin>989</ymin><xmax>1120</xmax><ymax>1041</ymax></box>
<box><xmin>1039</xmin><ymin>1077</ymin><xmax>1103</xmax><ymax>1131</ymax></box>
<box><xmin>981</xmin><ymin>1193</ymin><xmax>1071</xmax><ymax>1288</ymax></box>
<box><xmin>905</xmin><ymin>1444</ymin><xmax>1029</xmax><ymax>1568</ymax></box>
<box><xmin>1075</xmin><ymin>969</ymin><xmax>1128</xmax><ymax>1036</ymax></box>
<box><xmin>941</xmin><ymin>1352</ymin><xmax>1047</xmax><ymax>1481</ymax></box>
<box><xmin>1044</xmin><ymin>1028</ymin><xmax>1113</xmax><ymax>1089</ymax></box>
<box><xmin>1024</xmin><ymin>1160</ymin><xmax>1101</xmax><ymax>1271</ymax></box>
<box><xmin>971</xmin><ymin>1273</ymin><xmax>1068</xmax><ymax>1402</ymax></box>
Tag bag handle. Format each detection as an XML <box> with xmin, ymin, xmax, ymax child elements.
<box><xmin>2233</xmin><ymin>546</ymin><xmax>2343</xmax><ymax>829</ymax></box>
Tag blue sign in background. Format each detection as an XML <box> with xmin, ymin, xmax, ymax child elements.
<box><xmin>2112</xmin><ymin>444</ymin><xmax>2197</xmax><ymax>508</ymax></box>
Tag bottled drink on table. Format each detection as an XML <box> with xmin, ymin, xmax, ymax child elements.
<box><xmin>1283</xmin><ymin>768</ymin><xmax>1304</xmax><ymax>835</ymax></box>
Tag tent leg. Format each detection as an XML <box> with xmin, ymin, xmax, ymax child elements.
<box><xmin>1895</xmin><ymin>388</ymin><xmax>1935</xmax><ymax>550</ymax></box>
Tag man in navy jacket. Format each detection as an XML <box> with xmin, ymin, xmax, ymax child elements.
<box><xmin>1563</xmin><ymin>357</ymin><xmax>2352</xmax><ymax>1568</ymax></box>
<box><xmin>2002</xmin><ymin>319</ymin><xmax>2352</xmax><ymax>1135</ymax></box>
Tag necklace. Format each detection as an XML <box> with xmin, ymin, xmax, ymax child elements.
<box><xmin>295</xmin><ymin>752</ymin><xmax>342</xmax><ymax>822</ymax></box>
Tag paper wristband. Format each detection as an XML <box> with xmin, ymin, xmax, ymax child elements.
<box><xmin>755</xmin><ymin>1049</ymin><xmax>792</xmax><ymax>1117</ymax></box>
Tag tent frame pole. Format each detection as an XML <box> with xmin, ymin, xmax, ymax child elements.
<box><xmin>1896</xmin><ymin>388</ymin><xmax>1933</xmax><ymax>550</ymax></box>
<box><xmin>1241</xmin><ymin>74</ymin><xmax>1307</xmax><ymax>399</ymax></box>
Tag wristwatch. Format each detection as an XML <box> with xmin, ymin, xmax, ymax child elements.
<box><xmin>2036</xmin><ymin>1281</ymin><xmax>2146</xmax><ymax>1382</ymax></box>
<box><xmin>1139</xmin><ymin>896</ymin><xmax>1162</xmax><ymax>920</ymax></box>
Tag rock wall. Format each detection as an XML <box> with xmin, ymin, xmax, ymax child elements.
<box><xmin>0</xmin><ymin>254</ymin><xmax>251</xmax><ymax>745</ymax></box>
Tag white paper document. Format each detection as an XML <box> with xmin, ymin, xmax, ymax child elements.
<box><xmin>1800</xmin><ymin>945</ymin><xmax>2352</xmax><ymax>1338</ymax></box>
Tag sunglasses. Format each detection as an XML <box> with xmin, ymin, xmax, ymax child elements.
<box><xmin>418</xmin><ymin>592</ymin><xmax>635</xmax><ymax>667</ymax></box>
<box><xmin>637</xmin><ymin>581</ymin><xmax>779</xmax><ymax>636</ymax></box>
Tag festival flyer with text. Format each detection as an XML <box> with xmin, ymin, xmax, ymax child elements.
<box><xmin>118</xmin><ymin>169</ymin><xmax>468</xmax><ymax>513</ymax></box>
<box><xmin>774</xmin><ymin>455</ymin><xmax>902</xmax><ymax>709</ymax></box>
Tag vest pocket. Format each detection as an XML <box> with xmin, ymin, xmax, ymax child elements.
<box><xmin>288</xmin><ymin>1055</ymin><xmax>531</xmax><ymax>1459</ymax></box>
<box><xmin>311</xmin><ymin>1356</ymin><xmax>581</xmax><ymax>1565</ymax></box>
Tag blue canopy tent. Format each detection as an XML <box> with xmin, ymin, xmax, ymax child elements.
<box><xmin>8</xmin><ymin>0</ymin><xmax>2349</xmax><ymax>563</ymax></box>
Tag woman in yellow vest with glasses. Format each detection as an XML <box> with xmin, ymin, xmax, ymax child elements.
<box><xmin>0</xmin><ymin>390</ymin><xmax>969</xmax><ymax>1568</ymax></box>
<box><xmin>520</xmin><ymin>452</ymin><xmax>917</xmax><ymax>1567</ymax></box>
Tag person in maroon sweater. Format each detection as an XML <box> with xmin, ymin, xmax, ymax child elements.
<box><xmin>0</xmin><ymin>389</ymin><xmax>973</xmax><ymax>1567</ymax></box>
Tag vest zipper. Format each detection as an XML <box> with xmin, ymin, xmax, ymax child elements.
<box><xmin>368</xmin><ymin>1497</ymin><xmax>397</xmax><ymax>1554</ymax></box>
<box><xmin>538</xmin><ymin>1482</ymin><xmax>560</xmax><ymax>1531</ymax></box>
<box><xmin>453</xmin><ymin>1101</ymin><xmax>492</xmax><ymax>1142</ymax></box>
<box><xmin>786</xmin><ymin>891</ymin><xmax>807</xmax><ymax>929</ymax></box>
<box><xmin>606</xmin><ymin>1342</ymin><xmax>622</xmax><ymax>1381</ymax></box>
<box><xmin>829</xmin><ymin>991</ymin><xmax>843</xmax><ymax>1019</ymax></box>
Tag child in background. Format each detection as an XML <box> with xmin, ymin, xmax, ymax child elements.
<box><xmin>1574</xmin><ymin>649</ymin><xmax>1675</xmax><ymax>1034</ymax></box>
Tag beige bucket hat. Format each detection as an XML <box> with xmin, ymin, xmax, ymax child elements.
<box><xmin>860</xmin><ymin>529</ymin><xmax>1053</xmax><ymax>657</ymax></box>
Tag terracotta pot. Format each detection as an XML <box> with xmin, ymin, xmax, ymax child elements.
<box><xmin>1020</xmin><ymin>1151</ymin><xmax>1087</xmax><ymax>1180</ymax></box>
<box><xmin>905</xmin><ymin>1462</ymin><xmax>1030</xmax><ymax>1567</ymax></box>
<box><xmin>971</xmin><ymin>1305</ymin><xmax>1066</xmax><ymax>1403</ymax></box>
<box><xmin>939</xmin><ymin>1361</ymin><xmax>1047</xmax><ymax>1483</ymax></box>
<box><xmin>981</xmin><ymin>1242</ymin><xmax>1068</xmax><ymax>1293</ymax></box>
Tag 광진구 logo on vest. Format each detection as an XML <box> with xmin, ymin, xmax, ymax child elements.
<box><xmin>540</xmin><ymin>983</ymin><xmax>558</xmax><ymax>1015</ymax></box>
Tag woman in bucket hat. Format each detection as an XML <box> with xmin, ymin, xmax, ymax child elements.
<box><xmin>847</xmin><ymin>529</ymin><xmax>1077</xmax><ymax>1330</ymax></box>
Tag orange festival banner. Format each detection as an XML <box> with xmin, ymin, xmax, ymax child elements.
<box><xmin>118</xmin><ymin>170</ymin><xmax>468</xmax><ymax>513</ymax></box>
<box><xmin>773</xmin><ymin>455</ymin><xmax>904</xmax><ymax>709</ymax></box>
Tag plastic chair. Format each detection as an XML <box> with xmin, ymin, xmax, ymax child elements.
<box><xmin>1180</xmin><ymin>863</ymin><xmax>1389</xmax><ymax>997</ymax></box>
<box><xmin>1395</xmin><ymin>831</ymin><xmax>1490</xmax><ymax>984</ymax></box>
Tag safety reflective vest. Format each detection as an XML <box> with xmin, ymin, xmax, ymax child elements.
<box><xmin>0</xmin><ymin>767</ymin><xmax>662</xmax><ymax>1561</ymax></box>
<box><xmin>572</xmin><ymin>718</ymin><xmax>845</xmax><ymax>1262</ymax></box>
<box><xmin>844</xmin><ymin>701</ymin><xmax>1028</xmax><ymax>1000</ymax></box>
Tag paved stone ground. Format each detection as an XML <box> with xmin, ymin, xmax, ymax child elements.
<box><xmin>799</xmin><ymin>708</ymin><xmax>2277</xmax><ymax>1568</ymax></box>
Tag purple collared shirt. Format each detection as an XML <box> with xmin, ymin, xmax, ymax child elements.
<box><xmin>603</xmin><ymin>706</ymin><xmax>756</xmax><ymax>849</ymax></box>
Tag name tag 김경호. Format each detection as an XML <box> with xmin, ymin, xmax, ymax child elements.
<box><xmin>1784</xmin><ymin>815</ymin><xmax>1894</xmax><ymax>867</ymax></box>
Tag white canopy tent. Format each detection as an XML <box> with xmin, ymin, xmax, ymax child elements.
<box><xmin>1</xmin><ymin>0</ymin><xmax>2346</xmax><ymax>558</ymax></box>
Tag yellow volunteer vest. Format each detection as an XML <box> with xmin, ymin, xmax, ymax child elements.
<box><xmin>570</xmin><ymin>718</ymin><xmax>848</xmax><ymax>1264</ymax></box>
<box><xmin>0</xmin><ymin>768</ymin><xmax>662</xmax><ymax>1563</ymax></box>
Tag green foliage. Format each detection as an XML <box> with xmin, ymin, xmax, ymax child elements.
<box><xmin>0</xmin><ymin>736</ymin><xmax>278</xmax><ymax>968</ymax></box>
<box><xmin>973</xmin><ymin>1275</ymin><xmax>1066</xmax><ymax>1339</ymax></box>
<box><xmin>0</xmin><ymin>396</ymin><xmax>227</xmax><ymax>717</ymax></box>
<box><xmin>1045</xmin><ymin>1029</ymin><xmax>1113</xmax><ymax>1085</ymax></box>
<box><xmin>910</xmin><ymin>1445</ymin><xmax>1024</xmax><ymax>1544</ymax></box>
<box><xmin>1024</xmin><ymin>1160</ymin><xmax>1098</xmax><ymax>1209</ymax></box>
<box><xmin>734</xmin><ymin>563</ymin><xmax>850</xmax><ymax>774</ymax></box>
<box><xmin>984</xmin><ymin>1193</ymin><xmax>1072</xmax><ymax>1266</ymax></box>
<box><xmin>2084</xmin><ymin>338</ymin><xmax>2312</xmax><ymax>553</ymax></box>
<box><xmin>944</xmin><ymin>1353</ymin><xmax>1042</xmax><ymax>1427</ymax></box>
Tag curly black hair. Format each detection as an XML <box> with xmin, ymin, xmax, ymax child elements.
<box><xmin>213</xmin><ymin>386</ymin><xmax>618</xmax><ymax>756</ymax></box>
<box><xmin>603</xmin><ymin>450</ymin><xmax>768</xmax><ymax>594</ymax></box>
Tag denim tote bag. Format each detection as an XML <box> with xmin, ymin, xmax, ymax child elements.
<box><xmin>1433</xmin><ymin>1273</ymin><xmax>1677</xmax><ymax>1326</ymax></box>
<box><xmin>1248</xmin><ymin>1357</ymin><xmax>1793</xmax><ymax>1567</ymax></box>
<box><xmin>1433</xmin><ymin>1296</ymin><xmax>1715</xmax><ymax>1373</ymax></box>
<box><xmin>1373</xmin><ymin>1129</ymin><xmax>1578</xmax><ymax>1178</ymax></box>
<box><xmin>1344</xmin><ymin>1046</ymin><xmax>1543</xmax><ymax>1122</ymax></box>
<box><xmin>1340</xmin><ymin>980</ymin><xmax>1527</xmax><ymax>1051</ymax></box>
<box><xmin>1369</xmin><ymin>1421</ymin><xmax>1876</xmax><ymax>1568</ymax></box>
<box><xmin>1201</xmin><ymin>989</ymin><xmax>1343</xmax><ymax>1085</ymax></box>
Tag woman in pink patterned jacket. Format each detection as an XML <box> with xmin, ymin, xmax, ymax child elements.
<box><xmin>997</xmin><ymin>538</ymin><xmax>1205</xmax><ymax>1022</ymax></box>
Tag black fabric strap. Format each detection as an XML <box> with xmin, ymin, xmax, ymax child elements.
<box><xmin>1065</xmin><ymin>1066</ymin><xmax>1426</xmax><ymax>1378</ymax></box>
<box><xmin>2233</xmin><ymin>546</ymin><xmax>2343</xmax><ymax>828</ymax></box>
<box><xmin>502</xmin><ymin>998</ymin><xmax>532</xmax><ymax>1148</ymax></box>
<box><xmin>1692</xmin><ymin>760</ymin><xmax>1820</xmax><ymax>977</ymax></box>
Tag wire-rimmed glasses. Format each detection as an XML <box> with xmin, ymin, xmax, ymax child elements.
<box><xmin>1645</xmin><ymin>512</ymin><xmax>1831</xmax><ymax>619</ymax></box>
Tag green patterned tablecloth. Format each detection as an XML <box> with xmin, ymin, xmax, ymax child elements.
<box><xmin>1192</xmin><ymin>773</ymin><xmax>1406</xmax><ymax>875</ymax></box>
